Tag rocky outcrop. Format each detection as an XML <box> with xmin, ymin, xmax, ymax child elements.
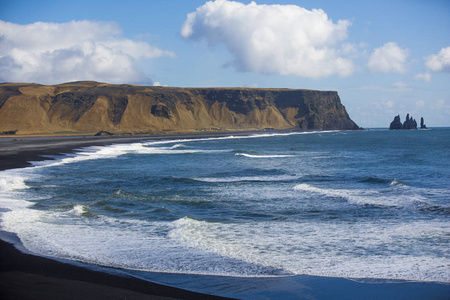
<box><xmin>0</xmin><ymin>81</ymin><xmax>360</xmax><ymax>135</ymax></box>
<box><xmin>389</xmin><ymin>115</ymin><xmax>403</xmax><ymax>130</ymax></box>
<box><xmin>403</xmin><ymin>114</ymin><xmax>417</xmax><ymax>129</ymax></box>
<box><xmin>389</xmin><ymin>114</ymin><xmax>421</xmax><ymax>130</ymax></box>
<box><xmin>420</xmin><ymin>117</ymin><xmax>427</xmax><ymax>129</ymax></box>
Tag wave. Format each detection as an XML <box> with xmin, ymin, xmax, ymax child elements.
<box><xmin>235</xmin><ymin>153</ymin><xmax>295</xmax><ymax>158</ymax></box>
<box><xmin>69</xmin><ymin>205</ymin><xmax>92</xmax><ymax>217</ymax></box>
<box><xmin>139</xmin><ymin>130</ymin><xmax>334</xmax><ymax>148</ymax></box>
<box><xmin>170</xmin><ymin>143</ymin><xmax>189</xmax><ymax>149</ymax></box>
<box><xmin>0</xmin><ymin>174</ymin><xmax>29</xmax><ymax>192</ymax></box>
<box><xmin>23</xmin><ymin>142</ymin><xmax>231</xmax><ymax>169</ymax></box>
<box><xmin>1</xmin><ymin>130</ymin><xmax>336</xmax><ymax>174</ymax></box>
<box><xmin>12</xmin><ymin>130</ymin><xmax>332</xmax><ymax>170</ymax></box>
<box><xmin>2</xmin><ymin>202</ymin><xmax>448</xmax><ymax>281</ymax></box>
<box><xmin>293</xmin><ymin>183</ymin><xmax>424</xmax><ymax>208</ymax></box>
<box><xmin>360</xmin><ymin>177</ymin><xmax>405</xmax><ymax>186</ymax></box>
<box><xmin>167</xmin><ymin>216</ymin><xmax>450</xmax><ymax>282</ymax></box>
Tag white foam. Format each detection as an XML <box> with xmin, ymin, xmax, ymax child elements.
<box><xmin>168</xmin><ymin>217</ymin><xmax>450</xmax><ymax>282</ymax></box>
<box><xmin>69</xmin><ymin>205</ymin><xmax>89</xmax><ymax>216</ymax></box>
<box><xmin>2</xmin><ymin>189</ymin><xmax>449</xmax><ymax>281</ymax></box>
<box><xmin>4</xmin><ymin>131</ymin><xmax>333</xmax><ymax>174</ymax></box>
<box><xmin>170</xmin><ymin>143</ymin><xmax>188</xmax><ymax>149</ymax></box>
<box><xmin>293</xmin><ymin>183</ymin><xmax>427</xmax><ymax>208</ymax></box>
<box><xmin>1</xmin><ymin>209</ymin><xmax>282</xmax><ymax>276</ymax></box>
<box><xmin>0</xmin><ymin>173</ymin><xmax>29</xmax><ymax>192</ymax></box>
<box><xmin>0</xmin><ymin>169</ymin><xmax>38</xmax><ymax>213</ymax></box>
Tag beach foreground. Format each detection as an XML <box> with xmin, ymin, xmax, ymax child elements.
<box><xmin>0</xmin><ymin>133</ymin><xmax>239</xmax><ymax>299</ymax></box>
<box><xmin>0</xmin><ymin>234</ymin><xmax>227</xmax><ymax>300</ymax></box>
<box><xmin>1</xmin><ymin>133</ymin><xmax>449</xmax><ymax>299</ymax></box>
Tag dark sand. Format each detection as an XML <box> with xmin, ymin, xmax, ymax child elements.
<box><xmin>0</xmin><ymin>131</ymin><xmax>262</xmax><ymax>171</ymax></box>
<box><xmin>0</xmin><ymin>133</ymin><xmax>238</xmax><ymax>300</ymax></box>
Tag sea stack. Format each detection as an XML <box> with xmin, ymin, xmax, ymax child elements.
<box><xmin>389</xmin><ymin>115</ymin><xmax>403</xmax><ymax>130</ymax></box>
<box><xmin>389</xmin><ymin>113</ymin><xmax>422</xmax><ymax>130</ymax></box>
<box><xmin>403</xmin><ymin>113</ymin><xmax>417</xmax><ymax>129</ymax></box>
<box><xmin>420</xmin><ymin>117</ymin><xmax>427</xmax><ymax>129</ymax></box>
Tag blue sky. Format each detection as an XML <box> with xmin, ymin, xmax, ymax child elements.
<box><xmin>1</xmin><ymin>0</ymin><xmax>449</xmax><ymax>127</ymax></box>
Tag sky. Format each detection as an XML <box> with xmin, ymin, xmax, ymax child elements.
<box><xmin>1</xmin><ymin>0</ymin><xmax>449</xmax><ymax>128</ymax></box>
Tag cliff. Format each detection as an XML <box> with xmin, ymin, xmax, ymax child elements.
<box><xmin>0</xmin><ymin>81</ymin><xmax>359</xmax><ymax>135</ymax></box>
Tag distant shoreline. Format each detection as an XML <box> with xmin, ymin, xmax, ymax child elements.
<box><xmin>0</xmin><ymin>129</ymin><xmax>284</xmax><ymax>171</ymax></box>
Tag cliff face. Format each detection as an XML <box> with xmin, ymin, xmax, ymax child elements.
<box><xmin>0</xmin><ymin>81</ymin><xmax>359</xmax><ymax>135</ymax></box>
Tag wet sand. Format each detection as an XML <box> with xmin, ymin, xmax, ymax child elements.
<box><xmin>0</xmin><ymin>131</ymin><xmax>261</xmax><ymax>171</ymax></box>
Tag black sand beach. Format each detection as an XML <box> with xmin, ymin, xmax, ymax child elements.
<box><xmin>1</xmin><ymin>133</ymin><xmax>449</xmax><ymax>300</ymax></box>
<box><xmin>0</xmin><ymin>235</ymin><xmax>229</xmax><ymax>300</ymax></box>
<box><xmin>0</xmin><ymin>133</ymin><xmax>236</xmax><ymax>300</ymax></box>
<box><xmin>0</xmin><ymin>131</ymin><xmax>263</xmax><ymax>171</ymax></box>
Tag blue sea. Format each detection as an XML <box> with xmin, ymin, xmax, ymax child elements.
<box><xmin>1</xmin><ymin>129</ymin><xmax>449</xmax><ymax>298</ymax></box>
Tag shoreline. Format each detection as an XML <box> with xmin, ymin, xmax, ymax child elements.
<box><xmin>0</xmin><ymin>131</ymin><xmax>255</xmax><ymax>299</ymax></box>
<box><xmin>1</xmin><ymin>131</ymin><xmax>449</xmax><ymax>299</ymax></box>
<box><xmin>0</xmin><ymin>130</ymin><xmax>283</xmax><ymax>171</ymax></box>
<box><xmin>0</xmin><ymin>231</ymin><xmax>229</xmax><ymax>300</ymax></box>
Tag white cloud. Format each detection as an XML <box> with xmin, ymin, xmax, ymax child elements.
<box><xmin>413</xmin><ymin>72</ymin><xmax>432</xmax><ymax>82</ymax></box>
<box><xmin>425</xmin><ymin>46</ymin><xmax>450</xmax><ymax>72</ymax></box>
<box><xmin>181</xmin><ymin>0</ymin><xmax>355</xmax><ymax>78</ymax></box>
<box><xmin>153</xmin><ymin>81</ymin><xmax>168</xmax><ymax>87</ymax></box>
<box><xmin>0</xmin><ymin>20</ymin><xmax>175</xmax><ymax>84</ymax></box>
<box><xmin>367</xmin><ymin>42</ymin><xmax>409</xmax><ymax>73</ymax></box>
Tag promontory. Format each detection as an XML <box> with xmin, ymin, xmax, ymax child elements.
<box><xmin>0</xmin><ymin>81</ymin><xmax>360</xmax><ymax>135</ymax></box>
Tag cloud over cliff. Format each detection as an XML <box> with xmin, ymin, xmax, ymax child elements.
<box><xmin>0</xmin><ymin>20</ymin><xmax>175</xmax><ymax>84</ymax></box>
<box><xmin>181</xmin><ymin>0</ymin><xmax>354</xmax><ymax>78</ymax></box>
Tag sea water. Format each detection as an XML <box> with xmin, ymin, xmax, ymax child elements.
<box><xmin>0</xmin><ymin>129</ymin><xmax>449</xmax><ymax>295</ymax></box>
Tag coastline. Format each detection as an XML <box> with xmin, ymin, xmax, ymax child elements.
<box><xmin>0</xmin><ymin>130</ymin><xmax>272</xmax><ymax>171</ymax></box>
<box><xmin>1</xmin><ymin>132</ymin><xmax>449</xmax><ymax>299</ymax></box>
<box><xmin>0</xmin><ymin>232</ymin><xmax>228</xmax><ymax>300</ymax></box>
<box><xmin>0</xmin><ymin>132</ymin><xmax>245</xmax><ymax>299</ymax></box>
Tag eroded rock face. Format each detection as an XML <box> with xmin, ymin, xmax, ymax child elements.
<box><xmin>151</xmin><ymin>103</ymin><xmax>172</xmax><ymax>119</ymax></box>
<box><xmin>0</xmin><ymin>81</ymin><xmax>360</xmax><ymax>134</ymax></box>
<box><xmin>403</xmin><ymin>113</ymin><xmax>417</xmax><ymax>130</ymax></box>
<box><xmin>390</xmin><ymin>115</ymin><xmax>403</xmax><ymax>130</ymax></box>
<box><xmin>389</xmin><ymin>114</ymin><xmax>423</xmax><ymax>130</ymax></box>
<box><xmin>420</xmin><ymin>117</ymin><xmax>427</xmax><ymax>129</ymax></box>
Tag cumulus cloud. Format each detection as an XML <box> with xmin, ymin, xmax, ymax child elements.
<box><xmin>367</xmin><ymin>42</ymin><xmax>409</xmax><ymax>73</ymax></box>
<box><xmin>425</xmin><ymin>46</ymin><xmax>450</xmax><ymax>72</ymax></box>
<box><xmin>181</xmin><ymin>0</ymin><xmax>355</xmax><ymax>78</ymax></box>
<box><xmin>0</xmin><ymin>20</ymin><xmax>175</xmax><ymax>84</ymax></box>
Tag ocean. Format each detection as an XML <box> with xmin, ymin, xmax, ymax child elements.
<box><xmin>1</xmin><ymin>129</ymin><xmax>449</xmax><ymax>298</ymax></box>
